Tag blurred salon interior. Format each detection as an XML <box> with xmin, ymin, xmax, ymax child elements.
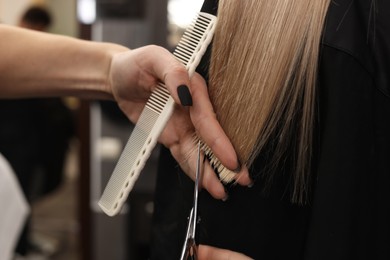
<box><xmin>0</xmin><ymin>0</ymin><xmax>203</xmax><ymax>259</ymax></box>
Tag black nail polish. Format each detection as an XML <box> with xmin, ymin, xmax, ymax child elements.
<box><xmin>233</xmin><ymin>161</ymin><xmax>242</xmax><ymax>173</ymax></box>
<box><xmin>222</xmin><ymin>194</ymin><xmax>229</xmax><ymax>202</ymax></box>
<box><xmin>222</xmin><ymin>187</ymin><xmax>229</xmax><ymax>202</ymax></box>
<box><xmin>177</xmin><ymin>85</ymin><xmax>193</xmax><ymax>106</ymax></box>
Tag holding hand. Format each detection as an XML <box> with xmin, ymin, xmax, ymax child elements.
<box><xmin>0</xmin><ymin>24</ymin><xmax>251</xmax><ymax>199</ymax></box>
<box><xmin>108</xmin><ymin>45</ymin><xmax>252</xmax><ymax>200</ymax></box>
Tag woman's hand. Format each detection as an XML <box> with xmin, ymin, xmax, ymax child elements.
<box><xmin>0</xmin><ymin>25</ymin><xmax>251</xmax><ymax>196</ymax></box>
<box><xmin>108</xmin><ymin>45</ymin><xmax>251</xmax><ymax>199</ymax></box>
<box><xmin>198</xmin><ymin>245</ymin><xmax>253</xmax><ymax>260</ymax></box>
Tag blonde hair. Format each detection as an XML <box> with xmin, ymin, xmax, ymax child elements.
<box><xmin>208</xmin><ymin>0</ymin><xmax>331</xmax><ymax>203</ymax></box>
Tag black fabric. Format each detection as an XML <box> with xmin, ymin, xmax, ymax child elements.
<box><xmin>150</xmin><ymin>0</ymin><xmax>390</xmax><ymax>259</ymax></box>
<box><xmin>0</xmin><ymin>98</ymin><xmax>74</xmax><ymax>255</ymax></box>
<box><xmin>150</xmin><ymin>146</ymin><xmax>194</xmax><ymax>260</ymax></box>
<box><xmin>200</xmin><ymin>0</ymin><xmax>218</xmax><ymax>16</ymax></box>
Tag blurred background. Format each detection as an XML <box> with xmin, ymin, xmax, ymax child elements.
<box><xmin>0</xmin><ymin>0</ymin><xmax>203</xmax><ymax>259</ymax></box>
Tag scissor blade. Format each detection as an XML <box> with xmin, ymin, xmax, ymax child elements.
<box><xmin>180</xmin><ymin>141</ymin><xmax>202</xmax><ymax>260</ymax></box>
<box><xmin>192</xmin><ymin>141</ymin><xmax>201</xmax><ymax>237</ymax></box>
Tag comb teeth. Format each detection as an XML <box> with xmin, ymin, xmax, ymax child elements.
<box><xmin>98</xmin><ymin>12</ymin><xmax>218</xmax><ymax>217</ymax></box>
<box><xmin>146</xmin><ymin>83</ymin><xmax>171</xmax><ymax>114</ymax></box>
<box><xmin>198</xmin><ymin>138</ymin><xmax>237</xmax><ymax>184</ymax></box>
<box><xmin>174</xmin><ymin>14</ymin><xmax>214</xmax><ymax>68</ymax></box>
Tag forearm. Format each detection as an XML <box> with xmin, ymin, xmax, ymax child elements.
<box><xmin>0</xmin><ymin>24</ymin><xmax>128</xmax><ymax>99</ymax></box>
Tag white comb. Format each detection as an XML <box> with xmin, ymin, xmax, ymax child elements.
<box><xmin>99</xmin><ymin>12</ymin><xmax>218</xmax><ymax>216</ymax></box>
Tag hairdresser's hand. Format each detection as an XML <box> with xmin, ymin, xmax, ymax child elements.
<box><xmin>108</xmin><ymin>45</ymin><xmax>251</xmax><ymax>199</ymax></box>
<box><xmin>161</xmin><ymin>74</ymin><xmax>251</xmax><ymax>199</ymax></box>
<box><xmin>163</xmin><ymin>73</ymin><xmax>252</xmax><ymax>199</ymax></box>
<box><xmin>198</xmin><ymin>245</ymin><xmax>253</xmax><ymax>260</ymax></box>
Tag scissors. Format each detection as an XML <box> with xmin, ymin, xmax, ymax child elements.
<box><xmin>180</xmin><ymin>141</ymin><xmax>202</xmax><ymax>260</ymax></box>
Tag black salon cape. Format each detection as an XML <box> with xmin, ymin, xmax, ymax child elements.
<box><xmin>150</xmin><ymin>0</ymin><xmax>390</xmax><ymax>259</ymax></box>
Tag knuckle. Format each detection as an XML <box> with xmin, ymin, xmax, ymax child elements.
<box><xmin>163</xmin><ymin>62</ymin><xmax>187</xmax><ymax>84</ymax></box>
<box><xmin>194</xmin><ymin>113</ymin><xmax>222</xmax><ymax>147</ymax></box>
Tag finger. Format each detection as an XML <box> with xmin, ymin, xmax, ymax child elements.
<box><xmin>118</xmin><ymin>100</ymin><xmax>148</xmax><ymax>123</ymax></box>
<box><xmin>198</xmin><ymin>245</ymin><xmax>253</xmax><ymax>260</ymax></box>
<box><xmin>201</xmin><ymin>161</ymin><xmax>227</xmax><ymax>200</ymax></box>
<box><xmin>137</xmin><ymin>45</ymin><xmax>193</xmax><ymax>106</ymax></box>
<box><xmin>189</xmin><ymin>74</ymin><xmax>239</xmax><ymax>171</ymax></box>
<box><xmin>138</xmin><ymin>47</ymin><xmax>238</xmax><ymax>171</ymax></box>
<box><xmin>234</xmin><ymin>166</ymin><xmax>253</xmax><ymax>187</ymax></box>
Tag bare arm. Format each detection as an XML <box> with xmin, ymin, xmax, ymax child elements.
<box><xmin>0</xmin><ymin>24</ymin><xmax>251</xmax><ymax>199</ymax></box>
<box><xmin>0</xmin><ymin>24</ymin><xmax>125</xmax><ymax>99</ymax></box>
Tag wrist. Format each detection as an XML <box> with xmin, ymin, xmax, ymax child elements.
<box><xmin>104</xmin><ymin>43</ymin><xmax>129</xmax><ymax>98</ymax></box>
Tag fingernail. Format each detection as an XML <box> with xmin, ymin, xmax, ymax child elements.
<box><xmin>233</xmin><ymin>161</ymin><xmax>242</xmax><ymax>173</ymax></box>
<box><xmin>248</xmin><ymin>182</ymin><xmax>254</xmax><ymax>188</ymax></box>
<box><xmin>177</xmin><ymin>85</ymin><xmax>193</xmax><ymax>106</ymax></box>
<box><xmin>222</xmin><ymin>194</ymin><xmax>229</xmax><ymax>202</ymax></box>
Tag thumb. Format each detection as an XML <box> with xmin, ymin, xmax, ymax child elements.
<box><xmin>198</xmin><ymin>245</ymin><xmax>253</xmax><ymax>260</ymax></box>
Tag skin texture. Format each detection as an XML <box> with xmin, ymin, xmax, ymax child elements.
<box><xmin>198</xmin><ymin>245</ymin><xmax>253</xmax><ymax>260</ymax></box>
<box><xmin>0</xmin><ymin>24</ymin><xmax>252</xmax><ymax>256</ymax></box>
